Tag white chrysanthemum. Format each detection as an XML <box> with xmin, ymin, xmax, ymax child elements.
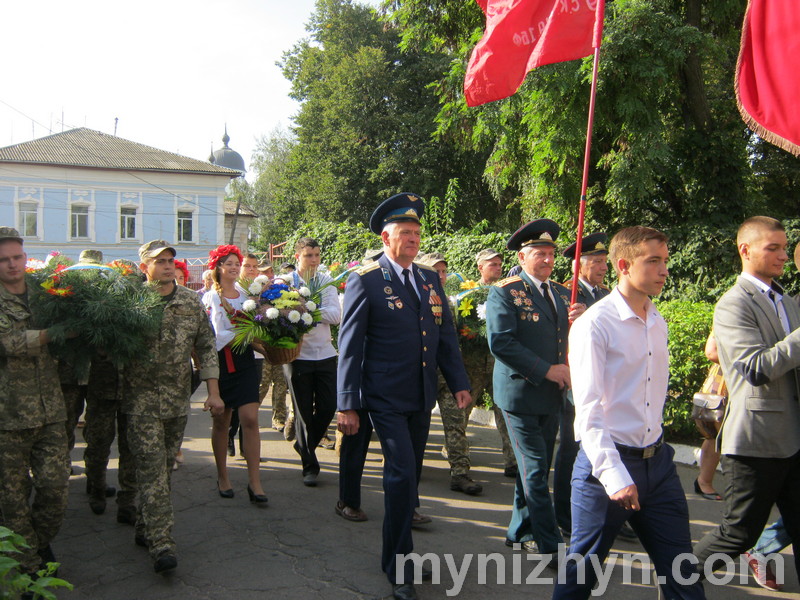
<box><xmin>301</xmin><ymin>312</ymin><xmax>313</xmax><ymax>326</ymax></box>
<box><xmin>242</xmin><ymin>299</ymin><xmax>257</xmax><ymax>312</ymax></box>
<box><xmin>266</xmin><ymin>307</ymin><xmax>280</xmax><ymax>319</ymax></box>
<box><xmin>477</xmin><ymin>303</ymin><xmax>487</xmax><ymax>320</ymax></box>
<box><xmin>254</xmin><ymin>275</ymin><xmax>269</xmax><ymax>285</ymax></box>
<box><xmin>288</xmin><ymin>310</ymin><xmax>301</xmax><ymax>323</ymax></box>
<box><xmin>305</xmin><ymin>301</ymin><xmax>317</xmax><ymax>312</ymax></box>
<box><xmin>298</xmin><ymin>286</ymin><xmax>311</xmax><ymax>297</ymax></box>
<box><xmin>248</xmin><ymin>282</ymin><xmax>263</xmax><ymax>295</ymax></box>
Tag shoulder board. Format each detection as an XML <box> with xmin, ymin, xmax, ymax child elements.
<box><xmin>414</xmin><ymin>262</ymin><xmax>435</xmax><ymax>272</ymax></box>
<box><xmin>550</xmin><ymin>281</ymin><xmax>569</xmax><ymax>294</ymax></box>
<box><xmin>497</xmin><ymin>276</ymin><xmax>522</xmax><ymax>288</ymax></box>
<box><xmin>355</xmin><ymin>262</ymin><xmax>381</xmax><ymax>276</ymax></box>
<box><xmin>560</xmin><ymin>280</ymin><xmax>575</xmax><ymax>290</ymax></box>
<box><xmin>599</xmin><ymin>283</ymin><xmax>611</xmax><ymax>291</ymax></box>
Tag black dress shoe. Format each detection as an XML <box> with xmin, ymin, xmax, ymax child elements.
<box><xmin>392</xmin><ymin>582</ymin><xmax>418</xmax><ymax>600</ymax></box>
<box><xmin>153</xmin><ymin>551</ymin><xmax>177</xmax><ymax>574</ymax></box>
<box><xmin>218</xmin><ymin>481</ymin><xmax>234</xmax><ymax>499</ymax></box>
<box><xmin>247</xmin><ymin>485</ymin><xmax>269</xmax><ymax>506</ymax></box>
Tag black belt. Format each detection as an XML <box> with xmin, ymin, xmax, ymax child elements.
<box><xmin>615</xmin><ymin>436</ymin><xmax>663</xmax><ymax>459</ymax></box>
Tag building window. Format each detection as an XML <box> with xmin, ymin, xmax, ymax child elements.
<box><xmin>120</xmin><ymin>207</ymin><xmax>136</xmax><ymax>240</ymax></box>
<box><xmin>177</xmin><ymin>211</ymin><xmax>193</xmax><ymax>242</ymax></box>
<box><xmin>18</xmin><ymin>202</ymin><xmax>38</xmax><ymax>237</ymax></box>
<box><xmin>71</xmin><ymin>205</ymin><xmax>90</xmax><ymax>239</ymax></box>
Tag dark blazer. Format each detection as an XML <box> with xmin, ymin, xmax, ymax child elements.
<box><xmin>714</xmin><ymin>276</ymin><xmax>800</xmax><ymax>458</ymax></box>
<box><xmin>337</xmin><ymin>254</ymin><xmax>469</xmax><ymax>413</ymax></box>
<box><xmin>486</xmin><ymin>271</ymin><xmax>568</xmax><ymax>415</ymax></box>
<box><xmin>563</xmin><ymin>279</ymin><xmax>610</xmax><ymax>308</ymax></box>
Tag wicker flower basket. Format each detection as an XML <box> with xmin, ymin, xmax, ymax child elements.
<box><xmin>263</xmin><ymin>340</ymin><xmax>303</xmax><ymax>365</ymax></box>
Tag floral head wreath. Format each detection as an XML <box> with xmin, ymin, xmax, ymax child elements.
<box><xmin>174</xmin><ymin>259</ymin><xmax>190</xmax><ymax>283</ymax></box>
<box><xmin>208</xmin><ymin>245</ymin><xmax>243</xmax><ymax>271</ymax></box>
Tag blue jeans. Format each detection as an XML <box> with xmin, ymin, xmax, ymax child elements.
<box><xmin>751</xmin><ymin>517</ymin><xmax>791</xmax><ymax>556</ymax></box>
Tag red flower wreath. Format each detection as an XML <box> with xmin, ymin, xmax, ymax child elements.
<box><xmin>208</xmin><ymin>244</ymin><xmax>243</xmax><ymax>271</ymax></box>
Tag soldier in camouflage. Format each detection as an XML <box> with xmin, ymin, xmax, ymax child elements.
<box><xmin>0</xmin><ymin>226</ymin><xmax>70</xmax><ymax>574</ymax></box>
<box><xmin>123</xmin><ymin>240</ymin><xmax>223</xmax><ymax>574</ymax></box>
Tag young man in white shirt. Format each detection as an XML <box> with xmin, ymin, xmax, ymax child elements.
<box><xmin>553</xmin><ymin>226</ymin><xmax>705</xmax><ymax>600</ymax></box>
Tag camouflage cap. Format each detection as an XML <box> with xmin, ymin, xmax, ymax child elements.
<box><xmin>417</xmin><ymin>252</ymin><xmax>447</xmax><ymax>268</ymax></box>
<box><xmin>78</xmin><ymin>249</ymin><xmax>104</xmax><ymax>264</ymax></box>
<box><xmin>475</xmin><ymin>248</ymin><xmax>501</xmax><ymax>265</ymax></box>
<box><xmin>257</xmin><ymin>259</ymin><xmax>273</xmax><ymax>270</ymax></box>
<box><xmin>0</xmin><ymin>226</ymin><xmax>23</xmax><ymax>244</ymax></box>
<box><xmin>138</xmin><ymin>239</ymin><xmax>176</xmax><ymax>262</ymax></box>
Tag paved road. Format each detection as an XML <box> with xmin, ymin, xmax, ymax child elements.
<box><xmin>56</xmin><ymin>390</ymin><xmax>796</xmax><ymax>599</ymax></box>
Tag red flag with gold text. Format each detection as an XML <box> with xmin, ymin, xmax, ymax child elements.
<box><xmin>464</xmin><ymin>0</ymin><xmax>599</xmax><ymax>107</ymax></box>
<box><xmin>736</xmin><ymin>0</ymin><xmax>800</xmax><ymax>156</ymax></box>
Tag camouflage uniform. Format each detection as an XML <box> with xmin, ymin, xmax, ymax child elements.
<box><xmin>84</xmin><ymin>354</ymin><xmax>136</xmax><ymax>513</ymax></box>
<box><xmin>260</xmin><ymin>362</ymin><xmax>289</xmax><ymax>428</ymax></box>
<box><xmin>121</xmin><ymin>285</ymin><xmax>218</xmax><ymax>560</ymax></box>
<box><xmin>437</xmin><ymin>349</ymin><xmax>516</xmax><ymax>476</ymax></box>
<box><xmin>57</xmin><ymin>359</ymin><xmax>88</xmax><ymax>456</ymax></box>
<box><xmin>0</xmin><ymin>280</ymin><xmax>69</xmax><ymax>573</ymax></box>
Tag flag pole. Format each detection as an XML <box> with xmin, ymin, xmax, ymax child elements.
<box><xmin>570</xmin><ymin>0</ymin><xmax>606</xmax><ymax>305</ymax></box>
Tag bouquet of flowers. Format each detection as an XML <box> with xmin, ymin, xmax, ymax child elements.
<box><xmin>445</xmin><ymin>277</ymin><xmax>491</xmax><ymax>349</ymax></box>
<box><xmin>230</xmin><ymin>278</ymin><xmax>321</xmax><ymax>363</ymax></box>
<box><xmin>320</xmin><ymin>261</ymin><xmax>361</xmax><ymax>292</ymax></box>
<box><xmin>27</xmin><ymin>261</ymin><xmax>164</xmax><ymax>376</ymax></box>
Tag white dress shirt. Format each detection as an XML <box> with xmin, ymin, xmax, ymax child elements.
<box><xmin>297</xmin><ymin>270</ymin><xmax>341</xmax><ymax>361</ymax></box>
<box><xmin>203</xmin><ymin>284</ymin><xmax>249</xmax><ymax>351</ymax></box>
<box><xmin>385</xmin><ymin>255</ymin><xmax>420</xmax><ymax>298</ymax></box>
<box><xmin>568</xmin><ymin>287</ymin><xmax>669</xmax><ymax>495</ymax></box>
<box><xmin>740</xmin><ymin>272</ymin><xmax>791</xmax><ymax>335</ymax></box>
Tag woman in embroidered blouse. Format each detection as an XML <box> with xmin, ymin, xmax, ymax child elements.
<box><xmin>203</xmin><ymin>245</ymin><xmax>268</xmax><ymax>505</ymax></box>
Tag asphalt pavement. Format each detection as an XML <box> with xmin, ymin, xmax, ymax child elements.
<box><xmin>55</xmin><ymin>389</ymin><xmax>797</xmax><ymax>600</ymax></box>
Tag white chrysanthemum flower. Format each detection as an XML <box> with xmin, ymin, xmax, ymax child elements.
<box><xmin>477</xmin><ymin>303</ymin><xmax>487</xmax><ymax>320</ymax></box>
<box><xmin>266</xmin><ymin>307</ymin><xmax>280</xmax><ymax>319</ymax></box>
<box><xmin>242</xmin><ymin>299</ymin><xmax>257</xmax><ymax>312</ymax></box>
<box><xmin>254</xmin><ymin>275</ymin><xmax>269</xmax><ymax>285</ymax></box>
<box><xmin>301</xmin><ymin>312</ymin><xmax>313</xmax><ymax>326</ymax></box>
<box><xmin>248</xmin><ymin>282</ymin><xmax>263</xmax><ymax>295</ymax></box>
<box><xmin>288</xmin><ymin>310</ymin><xmax>301</xmax><ymax>323</ymax></box>
<box><xmin>305</xmin><ymin>301</ymin><xmax>317</xmax><ymax>312</ymax></box>
<box><xmin>298</xmin><ymin>286</ymin><xmax>311</xmax><ymax>297</ymax></box>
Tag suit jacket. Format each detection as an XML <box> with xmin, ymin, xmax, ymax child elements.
<box><xmin>337</xmin><ymin>254</ymin><xmax>469</xmax><ymax>413</ymax></box>
<box><xmin>714</xmin><ymin>275</ymin><xmax>800</xmax><ymax>457</ymax></box>
<box><xmin>486</xmin><ymin>271</ymin><xmax>568</xmax><ymax>415</ymax></box>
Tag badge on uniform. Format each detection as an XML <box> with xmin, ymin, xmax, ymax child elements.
<box><xmin>388</xmin><ymin>301</ymin><xmax>395</xmax><ymax>310</ymax></box>
<box><xmin>382</xmin><ymin>268</ymin><xmax>392</xmax><ymax>281</ymax></box>
<box><xmin>428</xmin><ymin>285</ymin><xmax>443</xmax><ymax>325</ymax></box>
<box><xmin>384</xmin><ymin>286</ymin><xmax>393</xmax><ymax>295</ymax></box>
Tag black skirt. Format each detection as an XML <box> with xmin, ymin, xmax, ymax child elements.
<box><xmin>218</xmin><ymin>345</ymin><xmax>260</xmax><ymax>409</ymax></box>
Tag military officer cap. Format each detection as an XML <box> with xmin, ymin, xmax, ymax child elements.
<box><xmin>418</xmin><ymin>252</ymin><xmax>447</xmax><ymax>268</ymax></box>
<box><xmin>562</xmin><ymin>232</ymin><xmax>609</xmax><ymax>260</ymax></box>
<box><xmin>475</xmin><ymin>248</ymin><xmax>501</xmax><ymax>265</ymax></box>
<box><xmin>78</xmin><ymin>249</ymin><xmax>104</xmax><ymax>264</ymax></box>
<box><xmin>369</xmin><ymin>192</ymin><xmax>425</xmax><ymax>234</ymax></box>
<box><xmin>0</xmin><ymin>226</ymin><xmax>23</xmax><ymax>244</ymax></box>
<box><xmin>506</xmin><ymin>219</ymin><xmax>560</xmax><ymax>251</ymax></box>
<box><xmin>138</xmin><ymin>239</ymin><xmax>176</xmax><ymax>262</ymax></box>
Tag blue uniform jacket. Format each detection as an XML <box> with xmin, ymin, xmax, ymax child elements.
<box><xmin>486</xmin><ymin>271</ymin><xmax>569</xmax><ymax>415</ymax></box>
<box><xmin>337</xmin><ymin>254</ymin><xmax>469</xmax><ymax>413</ymax></box>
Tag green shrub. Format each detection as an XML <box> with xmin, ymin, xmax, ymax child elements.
<box><xmin>656</xmin><ymin>300</ymin><xmax>714</xmax><ymax>442</ymax></box>
<box><xmin>0</xmin><ymin>526</ymin><xmax>72</xmax><ymax>600</ymax></box>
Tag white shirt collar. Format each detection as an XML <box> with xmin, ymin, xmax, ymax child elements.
<box><xmin>741</xmin><ymin>272</ymin><xmax>783</xmax><ymax>299</ymax></box>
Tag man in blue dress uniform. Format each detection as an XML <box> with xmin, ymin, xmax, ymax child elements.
<box><xmin>337</xmin><ymin>193</ymin><xmax>471</xmax><ymax>600</ymax></box>
<box><xmin>486</xmin><ymin>219</ymin><xmax>585</xmax><ymax>560</ymax></box>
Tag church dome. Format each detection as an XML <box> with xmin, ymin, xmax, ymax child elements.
<box><xmin>209</xmin><ymin>126</ymin><xmax>245</xmax><ymax>173</ymax></box>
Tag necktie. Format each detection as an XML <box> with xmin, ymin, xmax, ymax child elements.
<box><xmin>403</xmin><ymin>268</ymin><xmax>420</xmax><ymax>310</ymax></box>
<box><xmin>592</xmin><ymin>286</ymin><xmax>599</xmax><ymax>300</ymax></box>
<box><xmin>541</xmin><ymin>282</ymin><xmax>557</xmax><ymax>321</ymax></box>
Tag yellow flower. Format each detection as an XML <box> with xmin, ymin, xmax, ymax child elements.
<box><xmin>459</xmin><ymin>297</ymin><xmax>474</xmax><ymax>317</ymax></box>
<box><xmin>460</xmin><ymin>280</ymin><xmax>479</xmax><ymax>290</ymax></box>
<box><xmin>41</xmin><ymin>278</ymin><xmax>55</xmax><ymax>290</ymax></box>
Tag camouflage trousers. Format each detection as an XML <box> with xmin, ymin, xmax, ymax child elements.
<box><xmin>61</xmin><ymin>383</ymin><xmax>88</xmax><ymax>453</ymax></box>
<box><xmin>127</xmin><ymin>414</ymin><xmax>187</xmax><ymax>559</ymax></box>
<box><xmin>0</xmin><ymin>422</ymin><xmax>69</xmax><ymax>573</ymax></box>
<box><xmin>260</xmin><ymin>362</ymin><xmax>290</xmax><ymax>427</ymax></box>
<box><xmin>437</xmin><ymin>358</ymin><xmax>516</xmax><ymax>476</ymax></box>
<box><xmin>83</xmin><ymin>398</ymin><xmax>136</xmax><ymax>509</ymax></box>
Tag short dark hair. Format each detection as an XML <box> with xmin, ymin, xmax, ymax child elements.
<box><xmin>737</xmin><ymin>216</ymin><xmax>784</xmax><ymax>247</ymax></box>
<box><xmin>294</xmin><ymin>237</ymin><xmax>320</xmax><ymax>253</ymax></box>
<box><xmin>245</xmin><ymin>253</ymin><xmax>259</xmax><ymax>260</ymax></box>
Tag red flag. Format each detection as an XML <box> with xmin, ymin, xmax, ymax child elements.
<box><xmin>736</xmin><ymin>0</ymin><xmax>800</xmax><ymax>156</ymax></box>
<box><xmin>464</xmin><ymin>0</ymin><xmax>600</xmax><ymax>107</ymax></box>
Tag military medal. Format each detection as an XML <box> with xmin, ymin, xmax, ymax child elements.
<box><xmin>388</xmin><ymin>301</ymin><xmax>395</xmax><ymax>310</ymax></box>
<box><xmin>384</xmin><ymin>286</ymin><xmax>393</xmax><ymax>295</ymax></box>
<box><xmin>396</xmin><ymin>300</ymin><xmax>404</xmax><ymax>309</ymax></box>
<box><xmin>429</xmin><ymin>287</ymin><xmax>443</xmax><ymax>325</ymax></box>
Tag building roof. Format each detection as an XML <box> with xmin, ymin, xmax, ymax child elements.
<box><xmin>0</xmin><ymin>127</ymin><xmax>241</xmax><ymax>177</ymax></box>
<box><xmin>224</xmin><ymin>200</ymin><xmax>258</xmax><ymax>218</ymax></box>
<box><xmin>210</xmin><ymin>127</ymin><xmax>246</xmax><ymax>173</ymax></box>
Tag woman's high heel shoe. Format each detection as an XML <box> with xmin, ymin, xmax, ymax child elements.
<box><xmin>693</xmin><ymin>478</ymin><xmax>722</xmax><ymax>501</ymax></box>
<box><xmin>247</xmin><ymin>485</ymin><xmax>268</xmax><ymax>506</ymax></box>
<box><xmin>218</xmin><ymin>481</ymin><xmax>234</xmax><ymax>499</ymax></box>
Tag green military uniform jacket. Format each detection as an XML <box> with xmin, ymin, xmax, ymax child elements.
<box><xmin>122</xmin><ymin>284</ymin><xmax>219</xmax><ymax>419</ymax></box>
<box><xmin>0</xmin><ymin>280</ymin><xmax>65</xmax><ymax>430</ymax></box>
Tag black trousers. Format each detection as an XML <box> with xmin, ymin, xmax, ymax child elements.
<box><xmin>339</xmin><ymin>409</ymin><xmax>373</xmax><ymax>509</ymax></box>
<box><xmin>694</xmin><ymin>450</ymin><xmax>800</xmax><ymax>578</ymax></box>
<box><xmin>289</xmin><ymin>357</ymin><xmax>337</xmax><ymax>476</ymax></box>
